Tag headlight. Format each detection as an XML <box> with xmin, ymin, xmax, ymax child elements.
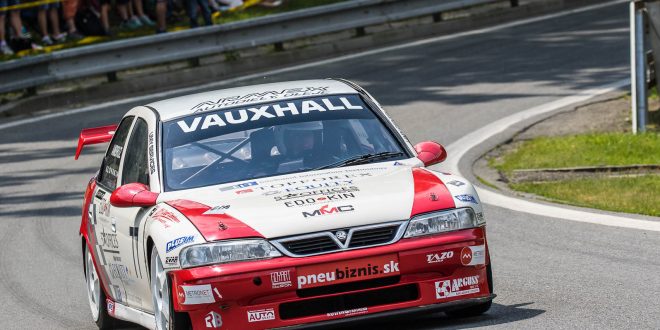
<box><xmin>404</xmin><ymin>208</ymin><xmax>482</xmax><ymax>238</ymax></box>
<box><xmin>179</xmin><ymin>239</ymin><xmax>282</xmax><ymax>268</ymax></box>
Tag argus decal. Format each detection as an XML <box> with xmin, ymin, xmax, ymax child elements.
<box><xmin>297</xmin><ymin>254</ymin><xmax>399</xmax><ymax>289</ymax></box>
<box><xmin>454</xmin><ymin>194</ymin><xmax>478</xmax><ymax>204</ymax></box>
<box><xmin>166</xmin><ymin>236</ymin><xmax>195</xmax><ymax>253</ymax></box>
<box><xmin>460</xmin><ymin>245</ymin><xmax>486</xmax><ymax>266</ymax></box>
<box><xmin>270</xmin><ymin>270</ymin><xmax>292</xmax><ymax>289</ymax></box>
<box><xmin>435</xmin><ymin>275</ymin><xmax>480</xmax><ymax>299</ymax></box>
<box><xmin>247</xmin><ymin>309</ymin><xmax>275</xmax><ymax>322</ymax></box>
<box><xmin>302</xmin><ymin>205</ymin><xmax>354</xmax><ymax>218</ymax></box>
<box><xmin>178</xmin><ymin>284</ymin><xmax>215</xmax><ymax>305</ymax></box>
<box><xmin>191</xmin><ymin>86</ymin><xmax>330</xmax><ymax>113</ymax></box>
<box><xmin>178</xmin><ymin>96</ymin><xmax>363</xmax><ymax>133</ymax></box>
<box><xmin>204</xmin><ymin>311</ymin><xmax>222</xmax><ymax>328</ymax></box>
<box><xmin>426</xmin><ymin>251</ymin><xmax>454</xmax><ymax>264</ymax></box>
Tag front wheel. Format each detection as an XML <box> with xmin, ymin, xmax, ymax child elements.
<box><xmin>84</xmin><ymin>243</ymin><xmax>118</xmax><ymax>329</ymax></box>
<box><xmin>150</xmin><ymin>246</ymin><xmax>190</xmax><ymax>330</ymax></box>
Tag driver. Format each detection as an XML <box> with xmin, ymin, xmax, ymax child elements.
<box><xmin>275</xmin><ymin>121</ymin><xmax>325</xmax><ymax>168</ymax></box>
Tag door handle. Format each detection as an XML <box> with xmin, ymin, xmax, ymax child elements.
<box><xmin>111</xmin><ymin>217</ymin><xmax>117</xmax><ymax>233</ymax></box>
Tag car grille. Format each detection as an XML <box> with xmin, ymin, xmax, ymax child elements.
<box><xmin>271</xmin><ymin>221</ymin><xmax>406</xmax><ymax>257</ymax></box>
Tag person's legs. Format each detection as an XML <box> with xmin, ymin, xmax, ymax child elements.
<box><xmin>9</xmin><ymin>9</ymin><xmax>24</xmax><ymax>38</ymax></box>
<box><xmin>155</xmin><ymin>0</ymin><xmax>166</xmax><ymax>32</ymax></box>
<box><xmin>49</xmin><ymin>7</ymin><xmax>61</xmax><ymax>36</ymax></box>
<box><xmin>62</xmin><ymin>0</ymin><xmax>82</xmax><ymax>38</ymax></box>
<box><xmin>37</xmin><ymin>7</ymin><xmax>48</xmax><ymax>37</ymax></box>
<box><xmin>187</xmin><ymin>0</ymin><xmax>198</xmax><ymax>28</ymax></box>
<box><xmin>198</xmin><ymin>0</ymin><xmax>211</xmax><ymax>26</ymax></box>
<box><xmin>0</xmin><ymin>2</ymin><xmax>13</xmax><ymax>55</ymax></box>
<box><xmin>101</xmin><ymin>3</ymin><xmax>111</xmax><ymax>32</ymax></box>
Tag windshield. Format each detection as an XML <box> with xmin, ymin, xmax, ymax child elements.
<box><xmin>162</xmin><ymin>94</ymin><xmax>407</xmax><ymax>191</ymax></box>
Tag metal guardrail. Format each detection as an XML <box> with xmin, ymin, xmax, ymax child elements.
<box><xmin>0</xmin><ymin>0</ymin><xmax>512</xmax><ymax>95</ymax></box>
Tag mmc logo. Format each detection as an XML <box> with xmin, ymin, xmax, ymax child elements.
<box><xmin>302</xmin><ymin>205</ymin><xmax>354</xmax><ymax>218</ymax></box>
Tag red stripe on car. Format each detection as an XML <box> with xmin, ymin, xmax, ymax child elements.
<box><xmin>410</xmin><ymin>168</ymin><xmax>455</xmax><ymax>217</ymax></box>
<box><xmin>166</xmin><ymin>199</ymin><xmax>263</xmax><ymax>241</ymax></box>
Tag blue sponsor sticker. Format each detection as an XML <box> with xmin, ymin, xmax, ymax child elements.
<box><xmin>219</xmin><ymin>181</ymin><xmax>258</xmax><ymax>192</ymax></box>
<box><xmin>166</xmin><ymin>236</ymin><xmax>195</xmax><ymax>253</ymax></box>
<box><xmin>454</xmin><ymin>194</ymin><xmax>478</xmax><ymax>204</ymax></box>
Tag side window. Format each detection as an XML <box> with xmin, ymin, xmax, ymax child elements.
<box><xmin>122</xmin><ymin>118</ymin><xmax>150</xmax><ymax>186</ymax></box>
<box><xmin>98</xmin><ymin>116</ymin><xmax>134</xmax><ymax>189</ymax></box>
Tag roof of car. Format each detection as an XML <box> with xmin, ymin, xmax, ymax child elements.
<box><xmin>147</xmin><ymin>79</ymin><xmax>360</xmax><ymax>121</ymax></box>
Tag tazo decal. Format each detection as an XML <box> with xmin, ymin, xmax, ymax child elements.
<box><xmin>191</xmin><ymin>86</ymin><xmax>329</xmax><ymax>113</ymax></box>
<box><xmin>427</xmin><ymin>251</ymin><xmax>454</xmax><ymax>264</ymax></box>
<box><xmin>178</xmin><ymin>97</ymin><xmax>363</xmax><ymax>133</ymax></box>
<box><xmin>302</xmin><ymin>205</ymin><xmax>354</xmax><ymax>218</ymax></box>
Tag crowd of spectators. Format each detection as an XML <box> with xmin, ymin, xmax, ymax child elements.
<box><xmin>0</xmin><ymin>0</ymin><xmax>284</xmax><ymax>56</ymax></box>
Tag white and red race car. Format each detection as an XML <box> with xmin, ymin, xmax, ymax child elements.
<box><xmin>76</xmin><ymin>79</ymin><xmax>494</xmax><ymax>330</ymax></box>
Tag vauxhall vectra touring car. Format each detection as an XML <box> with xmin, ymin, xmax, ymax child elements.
<box><xmin>75</xmin><ymin>79</ymin><xmax>494</xmax><ymax>330</ymax></box>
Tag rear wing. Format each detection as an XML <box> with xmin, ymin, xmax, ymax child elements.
<box><xmin>74</xmin><ymin>124</ymin><xmax>118</xmax><ymax>160</ymax></box>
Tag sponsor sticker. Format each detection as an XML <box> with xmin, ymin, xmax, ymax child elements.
<box><xmin>148</xmin><ymin>132</ymin><xmax>156</xmax><ymax>174</ymax></box>
<box><xmin>204</xmin><ymin>311</ymin><xmax>222</xmax><ymax>328</ymax></box>
<box><xmin>327</xmin><ymin>307</ymin><xmax>368</xmax><ymax>318</ymax></box>
<box><xmin>426</xmin><ymin>251</ymin><xmax>454</xmax><ymax>264</ymax></box>
<box><xmin>270</xmin><ymin>270</ymin><xmax>292</xmax><ymax>289</ymax></box>
<box><xmin>297</xmin><ymin>254</ymin><xmax>399</xmax><ymax>289</ymax></box>
<box><xmin>454</xmin><ymin>194</ymin><xmax>478</xmax><ymax>204</ymax></box>
<box><xmin>302</xmin><ymin>204</ymin><xmax>354</xmax><ymax>218</ymax></box>
<box><xmin>219</xmin><ymin>181</ymin><xmax>258</xmax><ymax>192</ymax></box>
<box><xmin>179</xmin><ymin>284</ymin><xmax>215</xmax><ymax>305</ymax></box>
<box><xmin>460</xmin><ymin>245</ymin><xmax>486</xmax><ymax>266</ymax></box>
<box><xmin>203</xmin><ymin>205</ymin><xmax>230</xmax><ymax>215</ymax></box>
<box><xmin>273</xmin><ymin>186</ymin><xmax>359</xmax><ymax>201</ymax></box>
<box><xmin>165</xmin><ymin>256</ymin><xmax>178</xmax><ymax>265</ymax></box>
<box><xmin>191</xmin><ymin>86</ymin><xmax>330</xmax><ymax>113</ymax></box>
<box><xmin>247</xmin><ymin>309</ymin><xmax>275</xmax><ymax>322</ymax></box>
<box><xmin>106</xmin><ymin>299</ymin><xmax>115</xmax><ymax>316</ymax></box>
<box><xmin>166</xmin><ymin>236</ymin><xmax>195</xmax><ymax>253</ymax></box>
<box><xmin>152</xmin><ymin>208</ymin><xmax>180</xmax><ymax>228</ymax></box>
<box><xmin>445</xmin><ymin>180</ymin><xmax>465</xmax><ymax>187</ymax></box>
<box><xmin>435</xmin><ymin>275</ymin><xmax>481</xmax><ymax>300</ymax></box>
<box><xmin>285</xmin><ymin>193</ymin><xmax>355</xmax><ymax>207</ymax></box>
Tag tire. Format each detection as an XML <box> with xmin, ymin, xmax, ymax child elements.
<box><xmin>446</xmin><ymin>264</ymin><xmax>494</xmax><ymax>318</ymax></box>
<box><xmin>84</xmin><ymin>244</ymin><xmax>119</xmax><ymax>329</ymax></box>
<box><xmin>150</xmin><ymin>245</ymin><xmax>191</xmax><ymax>330</ymax></box>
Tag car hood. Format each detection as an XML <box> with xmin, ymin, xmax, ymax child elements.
<box><xmin>160</xmin><ymin>161</ymin><xmax>455</xmax><ymax>239</ymax></box>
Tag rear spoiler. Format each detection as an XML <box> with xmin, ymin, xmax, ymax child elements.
<box><xmin>74</xmin><ymin>124</ymin><xmax>118</xmax><ymax>160</ymax></box>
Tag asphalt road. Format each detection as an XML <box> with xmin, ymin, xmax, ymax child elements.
<box><xmin>2</xmin><ymin>2</ymin><xmax>659</xmax><ymax>329</ymax></box>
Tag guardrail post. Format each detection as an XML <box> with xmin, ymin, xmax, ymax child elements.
<box><xmin>189</xmin><ymin>58</ymin><xmax>200</xmax><ymax>67</ymax></box>
<box><xmin>510</xmin><ymin>0</ymin><xmax>519</xmax><ymax>7</ymax></box>
<box><xmin>274</xmin><ymin>42</ymin><xmax>284</xmax><ymax>52</ymax></box>
<box><xmin>432</xmin><ymin>13</ymin><xmax>443</xmax><ymax>22</ymax></box>
<box><xmin>26</xmin><ymin>86</ymin><xmax>37</xmax><ymax>96</ymax></box>
<box><xmin>107</xmin><ymin>72</ymin><xmax>118</xmax><ymax>83</ymax></box>
<box><xmin>355</xmin><ymin>27</ymin><xmax>366</xmax><ymax>37</ymax></box>
<box><xmin>631</xmin><ymin>0</ymin><xmax>648</xmax><ymax>134</ymax></box>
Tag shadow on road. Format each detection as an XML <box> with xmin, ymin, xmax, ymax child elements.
<box><xmin>344</xmin><ymin>302</ymin><xmax>545</xmax><ymax>330</ymax></box>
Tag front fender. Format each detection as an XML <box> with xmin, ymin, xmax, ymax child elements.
<box><xmin>145</xmin><ymin>204</ymin><xmax>205</xmax><ymax>270</ymax></box>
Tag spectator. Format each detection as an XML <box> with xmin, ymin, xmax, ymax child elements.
<box><xmin>130</xmin><ymin>0</ymin><xmax>154</xmax><ymax>26</ymax></box>
<box><xmin>155</xmin><ymin>0</ymin><xmax>166</xmax><ymax>33</ymax></box>
<box><xmin>0</xmin><ymin>0</ymin><xmax>22</xmax><ymax>54</ymax></box>
<box><xmin>187</xmin><ymin>0</ymin><xmax>211</xmax><ymax>28</ymax></box>
<box><xmin>100</xmin><ymin>0</ymin><xmax>139</xmax><ymax>34</ymax></box>
<box><xmin>37</xmin><ymin>2</ymin><xmax>66</xmax><ymax>45</ymax></box>
<box><xmin>62</xmin><ymin>0</ymin><xmax>83</xmax><ymax>40</ymax></box>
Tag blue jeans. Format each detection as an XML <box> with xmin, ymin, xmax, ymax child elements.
<box><xmin>187</xmin><ymin>0</ymin><xmax>211</xmax><ymax>28</ymax></box>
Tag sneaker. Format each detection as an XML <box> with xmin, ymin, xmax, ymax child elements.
<box><xmin>31</xmin><ymin>42</ymin><xmax>44</xmax><ymax>50</ymax></box>
<box><xmin>53</xmin><ymin>33</ymin><xmax>67</xmax><ymax>43</ymax></box>
<box><xmin>139</xmin><ymin>15</ymin><xmax>155</xmax><ymax>26</ymax></box>
<box><xmin>67</xmin><ymin>31</ymin><xmax>84</xmax><ymax>41</ymax></box>
<box><xmin>217</xmin><ymin>0</ymin><xmax>242</xmax><ymax>11</ymax></box>
<box><xmin>0</xmin><ymin>42</ymin><xmax>14</xmax><ymax>55</ymax></box>
<box><xmin>41</xmin><ymin>36</ymin><xmax>54</xmax><ymax>46</ymax></box>
<box><xmin>128</xmin><ymin>16</ymin><xmax>143</xmax><ymax>28</ymax></box>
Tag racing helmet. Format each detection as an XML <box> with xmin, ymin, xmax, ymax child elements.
<box><xmin>274</xmin><ymin>121</ymin><xmax>324</xmax><ymax>158</ymax></box>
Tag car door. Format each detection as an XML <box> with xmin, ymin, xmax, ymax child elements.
<box><xmin>110</xmin><ymin>116</ymin><xmax>154</xmax><ymax>310</ymax></box>
<box><xmin>91</xmin><ymin>115</ymin><xmax>134</xmax><ymax>306</ymax></box>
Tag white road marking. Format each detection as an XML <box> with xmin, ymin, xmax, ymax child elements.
<box><xmin>0</xmin><ymin>0</ymin><xmax>625</xmax><ymax>131</ymax></box>
<box><xmin>443</xmin><ymin>78</ymin><xmax>660</xmax><ymax>231</ymax></box>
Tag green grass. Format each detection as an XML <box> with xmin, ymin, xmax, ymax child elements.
<box><xmin>492</xmin><ymin>133</ymin><xmax>660</xmax><ymax>175</ymax></box>
<box><xmin>512</xmin><ymin>175</ymin><xmax>660</xmax><ymax>217</ymax></box>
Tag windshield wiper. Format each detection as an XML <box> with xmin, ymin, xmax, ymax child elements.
<box><xmin>315</xmin><ymin>151</ymin><xmax>405</xmax><ymax>170</ymax></box>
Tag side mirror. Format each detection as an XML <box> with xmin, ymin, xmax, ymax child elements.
<box><xmin>110</xmin><ymin>183</ymin><xmax>159</xmax><ymax>208</ymax></box>
<box><xmin>414</xmin><ymin>141</ymin><xmax>447</xmax><ymax>167</ymax></box>
<box><xmin>74</xmin><ymin>124</ymin><xmax>118</xmax><ymax>160</ymax></box>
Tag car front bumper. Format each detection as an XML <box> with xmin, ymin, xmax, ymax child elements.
<box><xmin>169</xmin><ymin>226</ymin><xmax>492</xmax><ymax>329</ymax></box>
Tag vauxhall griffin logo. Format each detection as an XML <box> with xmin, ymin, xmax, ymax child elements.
<box><xmin>302</xmin><ymin>205</ymin><xmax>354</xmax><ymax>218</ymax></box>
